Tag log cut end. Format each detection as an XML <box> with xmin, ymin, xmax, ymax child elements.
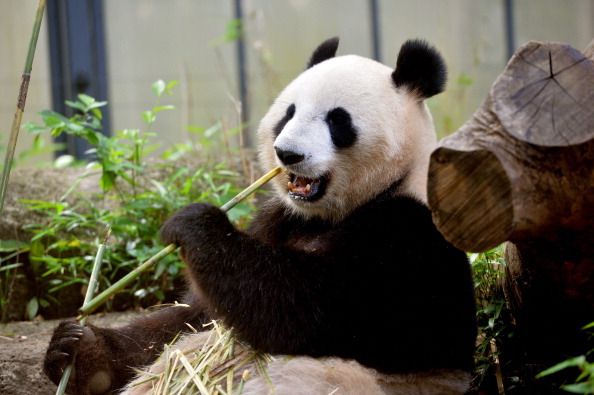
<box><xmin>428</xmin><ymin>147</ymin><xmax>513</xmax><ymax>252</ymax></box>
<box><xmin>492</xmin><ymin>41</ymin><xmax>594</xmax><ymax>147</ymax></box>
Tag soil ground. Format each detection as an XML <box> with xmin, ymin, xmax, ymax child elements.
<box><xmin>0</xmin><ymin>311</ymin><xmax>143</xmax><ymax>395</ymax></box>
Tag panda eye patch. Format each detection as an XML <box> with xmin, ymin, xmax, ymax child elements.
<box><xmin>273</xmin><ymin>104</ymin><xmax>296</xmax><ymax>137</ymax></box>
<box><xmin>326</xmin><ymin>108</ymin><xmax>349</xmax><ymax>125</ymax></box>
<box><xmin>326</xmin><ymin>107</ymin><xmax>357</xmax><ymax>148</ymax></box>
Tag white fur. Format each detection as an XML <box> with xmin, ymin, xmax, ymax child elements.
<box><xmin>258</xmin><ymin>54</ymin><xmax>438</xmax><ymax>223</ymax></box>
<box><xmin>122</xmin><ymin>332</ymin><xmax>470</xmax><ymax>395</ymax></box>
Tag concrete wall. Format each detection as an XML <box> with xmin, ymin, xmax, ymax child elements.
<box><xmin>2</xmin><ymin>0</ymin><xmax>593</xmax><ymax>166</ymax></box>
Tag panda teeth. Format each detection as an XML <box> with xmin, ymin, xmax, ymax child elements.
<box><xmin>288</xmin><ymin>180</ymin><xmax>312</xmax><ymax>196</ymax></box>
<box><xmin>287</xmin><ymin>173</ymin><xmax>328</xmax><ymax>201</ymax></box>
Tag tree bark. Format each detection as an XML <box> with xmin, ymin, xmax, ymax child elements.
<box><xmin>427</xmin><ymin>39</ymin><xmax>594</xmax><ymax>390</ymax></box>
<box><xmin>428</xmin><ymin>40</ymin><xmax>594</xmax><ymax>252</ymax></box>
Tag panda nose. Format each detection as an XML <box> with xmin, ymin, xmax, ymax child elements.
<box><xmin>275</xmin><ymin>147</ymin><xmax>305</xmax><ymax>165</ymax></box>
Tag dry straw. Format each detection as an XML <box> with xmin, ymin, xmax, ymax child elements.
<box><xmin>129</xmin><ymin>321</ymin><xmax>275</xmax><ymax>395</ymax></box>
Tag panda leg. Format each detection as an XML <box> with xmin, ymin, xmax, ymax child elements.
<box><xmin>243</xmin><ymin>358</ymin><xmax>471</xmax><ymax>395</ymax></box>
<box><xmin>124</xmin><ymin>337</ymin><xmax>470</xmax><ymax>395</ymax></box>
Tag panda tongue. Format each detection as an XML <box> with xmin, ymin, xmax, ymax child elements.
<box><xmin>289</xmin><ymin>176</ymin><xmax>314</xmax><ymax>195</ymax></box>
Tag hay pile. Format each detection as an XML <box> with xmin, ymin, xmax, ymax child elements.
<box><xmin>127</xmin><ymin>321</ymin><xmax>275</xmax><ymax>395</ymax></box>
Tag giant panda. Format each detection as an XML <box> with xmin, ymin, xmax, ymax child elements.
<box><xmin>44</xmin><ymin>37</ymin><xmax>477</xmax><ymax>394</ymax></box>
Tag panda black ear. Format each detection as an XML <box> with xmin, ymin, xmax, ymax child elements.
<box><xmin>307</xmin><ymin>37</ymin><xmax>339</xmax><ymax>69</ymax></box>
<box><xmin>391</xmin><ymin>39</ymin><xmax>447</xmax><ymax>99</ymax></box>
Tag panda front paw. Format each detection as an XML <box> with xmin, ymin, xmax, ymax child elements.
<box><xmin>43</xmin><ymin>319</ymin><xmax>85</xmax><ymax>383</ymax></box>
<box><xmin>160</xmin><ymin>202</ymin><xmax>234</xmax><ymax>249</ymax></box>
<box><xmin>45</xmin><ymin>320</ymin><xmax>115</xmax><ymax>394</ymax></box>
<box><xmin>44</xmin><ymin>320</ymin><xmax>83</xmax><ymax>381</ymax></box>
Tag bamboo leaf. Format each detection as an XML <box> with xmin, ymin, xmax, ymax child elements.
<box><xmin>561</xmin><ymin>382</ymin><xmax>594</xmax><ymax>394</ymax></box>
<box><xmin>142</xmin><ymin>111</ymin><xmax>156</xmax><ymax>125</ymax></box>
<box><xmin>154</xmin><ymin>105</ymin><xmax>175</xmax><ymax>113</ymax></box>
<box><xmin>64</xmin><ymin>100</ymin><xmax>87</xmax><ymax>112</ymax></box>
<box><xmin>0</xmin><ymin>240</ymin><xmax>29</xmax><ymax>252</ymax></box>
<box><xmin>536</xmin><ymin>356</ymin><xmax>586</xmax><ymax>378</ymax></box>
<box><xmin>165</xmin><ymin>80</ymin><xmax>179</xmax><ymax>91</ymax></box>
<box><xmin>0</xmin><ymin>262</ymin><xmax>24</xmax><ymax>272</ymax></box>
<box><xmin>27</xmin><ymin>297</ymin><xmax>39</xmax><ymax>320</ymax></box>
<box><xmin>582</xmin><ymin>321</ymin><xmax>594</xmax><ymax>330</ymax></box>
<box><xmin>152</xmin><ymin>80</ymin><xmax>166</xmax><ymax>98</ymax></box>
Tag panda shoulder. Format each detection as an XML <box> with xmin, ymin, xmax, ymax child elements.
<box><xmin>354</xmin><ymin>192</ymin><xmax>444</xmax><ymax>240</ymax></box>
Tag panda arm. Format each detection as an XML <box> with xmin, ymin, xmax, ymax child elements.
<box><xmin>159</xmin><ymin>199</ymin><xmax>476</xmax><ymax>373</ymax></box>
<box><xmin>160</xmin><ymin>202</ymin><xmax>335</xmax><ymax>355</ymax></box>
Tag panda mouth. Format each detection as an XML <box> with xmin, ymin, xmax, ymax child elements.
<box><xmin>287</xmin><ymin>173</ymin><xmax>328</xmax><ymax>202</ymax></box>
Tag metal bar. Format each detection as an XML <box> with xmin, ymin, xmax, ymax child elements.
<box><xmin>369</xmin><ymin>0</ymin><xmax>382</xmax><ymax>62</ymax></box>
<box><xmin>504</xmin><ymin>0</ymin><xmax>516</xmax><ymax>60</ymax></box>
<box><xmin>46</xmin><ymin>0</ymin><xmax>111</xmax><ymax>159</ymax></box>
<box><xmin>234</xmin><ymin>0</ymin><xmax>250</xmax><ymax>147</ymax></box>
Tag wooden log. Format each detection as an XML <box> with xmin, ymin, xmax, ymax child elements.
<box><xmin>428</xmin><ymin>40</ymin><xmax>594</xmax><ymax>252</ymax></box>
<box><xmin>427</xmin><ymin>39</ymin><xmax>594</xmax><ymax>389</ymax></box>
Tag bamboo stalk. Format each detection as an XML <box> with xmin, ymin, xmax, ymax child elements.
<box><xmin>78</xmin><ymin>166</ymin><xmax>282</xmax><ymax>318</ymax></box>
<box><xmin>0</xmin><ymin>0</ymin><xmax>46</xmax><ymax>216</ymax></box>
<box><xmin>78</xmin><ymin>243</ymin><xmax>178</xmax><ymax>318</ymax></box>
<box><xmin>56</xmin><ymin>229</ymin><xmax>111</xmax><ymax>395</ymax></box>
<box><xmin>220</xmin><ymin>166</ymin><xmax>281</xmax><ymax>212</ymax></box>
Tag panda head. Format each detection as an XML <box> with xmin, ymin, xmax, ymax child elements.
<box><xmin>258</xmin><ymin>38</ymin><xmax>447</xmax><ymax>222</ymax></box>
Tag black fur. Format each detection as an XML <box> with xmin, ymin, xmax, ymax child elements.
<box><xmin>392</xmin><ymin>39</ymin><xmax>447</xmax><ymax>99</ymax></box>
<box><xmin>307</xmin><ymin>37</ymin><xmax>339</xmax><ymax>69</ymax></box>
<box><xmin>326</xmin><ymin>107</ymin><xmax>358</xmax><ymax>148</ymax></box>
<box><xmin>273</xmin><ymin>103</ymin><xmax>295</xmax><ymax>137</ymax></box>
<box><xmin>159</xmin><ymin>188</ymin><xmax>476</xmax><ymax>373</ymax></box>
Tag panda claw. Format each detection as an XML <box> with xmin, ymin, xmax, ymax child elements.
<box><xmin>55</xmin><ymin>336</ymin><xmax>82</xmax><ymax>349</ymax></box>
<box><xmin>63</xmin><ymin>328</ymin><xmax>84</xmax><ymax>337</ymax></box>
<box><xmin>44</xmin><ymin>351</ymin><xmax>70</xmax><ymax>365</ymax></box>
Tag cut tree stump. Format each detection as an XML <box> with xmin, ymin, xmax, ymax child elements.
<box><xmin>428</xmin><ymin>39</ymin><xmax>594</xmax><ymax>390</ymax></box>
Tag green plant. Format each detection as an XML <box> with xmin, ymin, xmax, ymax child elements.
<box><xmin>470</xmin><ymin>246</ymin><xmax>515</xmax><ymax>392</ymax></box>
<box><xmin>0</xmin><ymin>240</ymin><xmax>29</xmax><ymax>318</ymax></box>
<box><xmin>537</xmin><ymin>322</ymin><xmax>594</xmax><ymax>394</ymax></box>
<box><xmin>0</xmin><ymin>81</ymin><xmax>256</xmax><ymax>320</ymax></box>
